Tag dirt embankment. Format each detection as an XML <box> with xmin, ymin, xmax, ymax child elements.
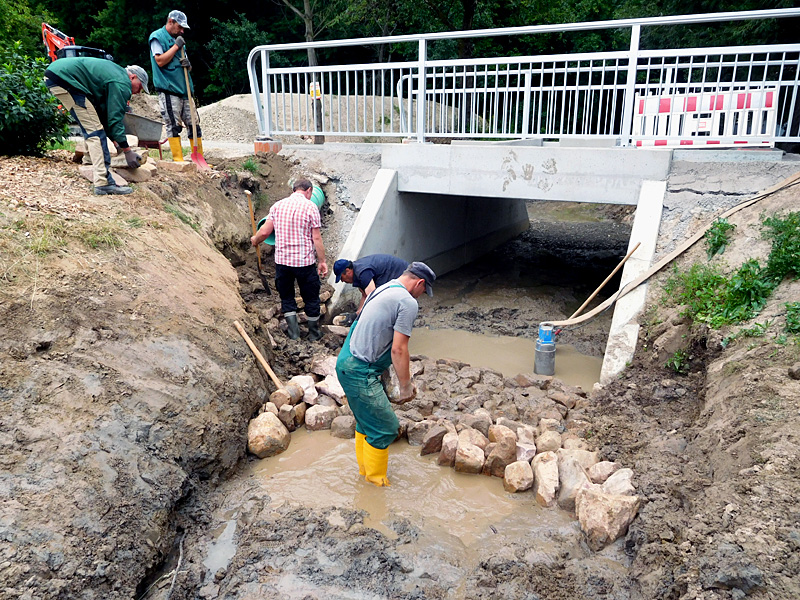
<box><xmin>0</xmin><ymin>151</ymin><xmax>302</xmax><ymax>599</ymax></box>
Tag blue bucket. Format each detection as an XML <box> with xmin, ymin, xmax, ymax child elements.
<box><xmin>538</xmin><ymin>322</ymin><xmax>555</xmax><ymax>344</ymax></box>
<box><xmin>258</xmin><ymin>186</ymin><xmax>325</xmax><ymax>246</ymax></box>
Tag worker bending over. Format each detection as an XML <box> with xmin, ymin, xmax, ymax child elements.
<box><xmin>45</xmin><ymin>58</ymin><xmax>148</xmax><ymax>195</ymax></box>
<box><xmin>149</xmin><ymin>10</ymin><xmax>201</xmax><ymax>162</ymax></box>
<box><xmin>333</xmin><ymin>253</ymin><xmax>408</xmax><ymax>326</ymax></box>
<box><xmin>336</xmin><ymin>262</ymin><xmax>436</xmax><ymax>486</ymax></box>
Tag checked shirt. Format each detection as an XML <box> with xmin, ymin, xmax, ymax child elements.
<box><xmin>267</xmin><ymin>191</ymin><xmax>322</xmax><ymax>267</ymax></box>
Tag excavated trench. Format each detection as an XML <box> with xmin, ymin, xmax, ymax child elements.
<box><xmin>134</xmin><ymin>196</ymin><xmax>638</xmax><ymax>599</ymax></box>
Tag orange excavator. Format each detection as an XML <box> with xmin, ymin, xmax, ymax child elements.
<box><xmin>41</xmin><ymin>23</ymin><xmax>113</xmax><ymax>62</ymax></box>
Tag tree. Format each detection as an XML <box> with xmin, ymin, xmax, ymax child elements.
<box><xmin>205</xmin><ymin>14</ymin><xmax>275</xmax><ymax>97</ymax></box>
<box><xmin>0</xmin><ymin>0</ymin><xmax>55</xmax><ymax>57</ymax></box>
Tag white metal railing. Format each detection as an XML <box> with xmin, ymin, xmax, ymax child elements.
<box><xmin>247</xmin><ymin>9</ymin><xmax>800</xmax><ymax>146</ymax></box>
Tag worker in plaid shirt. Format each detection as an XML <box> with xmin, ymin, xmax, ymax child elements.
<box><xmin>251</xmin><ymin>178</ymin><xmax>328</xmax><ymax>340</ymax></box>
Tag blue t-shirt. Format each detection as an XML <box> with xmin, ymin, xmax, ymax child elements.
<box><xmin>352</xmin><ymin>254</ymin><xmax>409</xmax><ymax>291</ymax></box>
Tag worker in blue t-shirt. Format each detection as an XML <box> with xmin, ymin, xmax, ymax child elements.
<box><xmin>333</xmin><ymin>254</ymin><xmax>409</xmax><ymax>325</ymax></box>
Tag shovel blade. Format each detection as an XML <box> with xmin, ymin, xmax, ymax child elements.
<box><xmin>190</xmin><ymin>149</ymin><xmax>210</xmax><ymax>171</ymax></box>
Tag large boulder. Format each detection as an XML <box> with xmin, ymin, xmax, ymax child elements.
<box><xmin>304</xmin><ymin>405</ymin><xmax>337</xmax><ymax>430</ymax></box>
<box><xmin>315</xmin><ymin>374</ymin><xmax>345</xmax><ymax>405</ymax></box>
<box><xmin>557</xmin><ymin>448</ymin><xmax>599</xmax><ymax>471</ymax></box>
<box><xmin>575</xmin><ymin>487</ymin><xmax>641</xmax><ymax>551</ymax></box>
<box><xmin>458</xmin><ymin>428</ymin><xmax>489</xmax><ymax>451</ymax></box>
<box><xmin>289</xmin><ymin>374</ymin><xmax>318</xmax><ymax>405</ymax></box>
<box><xmin>602</xmin><ymin>468</ymin><xmax>636</xmax><ymax>496</ymax></box>
<box><xmin>408</xmin><ymin>420</ymin><xmax>436</xmax><ymax>446</ymax></box>
<box><xmin>455</xmin><ymin>443</ymin><xmax>485</xmax><ymax>474</ymax></box>
<box><xmin>535</xmin><ymin>430</ymin><xmax>562</xmax><ymax>453</ymax></box>
<box><xmin>516</xmin><ymin>442</ymin><xmax>537</xmax><ymax>463</ymax></box>
<box><xmin>483</xmin><ymin>435</ymin><xmax>517</xmax><ymax>478</ymax></box>
<box><xmin>588</xmin><ymin>461</ymin><xmax>621</xmax><ymax>484</ymax></box>
<box><xmin>557</xmin><ymin>457</ymin><xmax>594</xmax><ymax>513</ymax></box>
<box><xmin>503</xmin><ymin>461</ymin><xmax>534</xmax><ymax>493</ymax></box>
<box><xmin>437</xmin><ymin>432</ymin><xmax>458</xmax><ymax>467</ymax></box>
<box><xmin>247</xmin><ymin>412</ymin><xmax>290</xmax><ymax>458</ymax></box>
<box><xmin>420</xmin><ymin>424</ymin><xmax>449</xmax><ymax>456</ymax></box>
<box><xmin>532</xmin><ymin>451</ymin><xmax>559</xmax><ymax>507</ymax></box>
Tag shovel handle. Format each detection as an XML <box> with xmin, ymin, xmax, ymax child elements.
<box><xmin>245</xmin><ymin>190</ymin><xmax>263</xmax><ymax>271</ymax></box>
<box><xmin>234</xmin><ymin>320</ymin><xmax>283</xmax><ymax>389</ymax></box>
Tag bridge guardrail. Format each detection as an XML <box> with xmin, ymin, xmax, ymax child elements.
<box><xmin>247</xmin><ymin>9</ymin><xmax>800</xmax><ymax>147</ymax></box>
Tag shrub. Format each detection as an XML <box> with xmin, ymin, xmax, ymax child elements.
<box><xmin>762</xmin><ymin>211</ymin><xmax>800</xmax><ymax>283</ymax></box>
<box><xmin>0</xmin><ymin>42</ymin><xmax>71</xmax><ymax>156</ymax></box>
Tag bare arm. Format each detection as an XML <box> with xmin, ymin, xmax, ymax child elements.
<box><xmin>356</xmin><ymin>280</ymin><xmax>376</xmax><ymax>314</ymax></box>
<box><xmin>311</xmin><ymin>227</ymin><xmax>327</xmax><ymax>277</ymax></box>
<box><xmin>251</xmin><ymin>219</ymin><xmax>274</xmax><ymax>246</ymax></box>
<box><xmin>154</xmin><ymin>44</ymin><xmax>180</xmax><ymax>68</ymax></box>
<box><xmin>391</xmin><ymin>330</ymin><xmax>416</xmax><ymax>402</ymax></box>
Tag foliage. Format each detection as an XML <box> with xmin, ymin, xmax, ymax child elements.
<box><xmin>721</xmin><ymin>320</ymin><xmax>771</xmax><ymax>348</ymax></box>
<box><xmin>0</xmin><ymin>0</ymin><xmax>54</xmax><ymax>57</ymax></box>
<box><xmin>241</xmin><ymin>157</ymin><xmax>259</xmax><ymax>175</ymax></box>
<box><xmin>205</xmin><ymin>14</ymin><xmax>275</xmax><ymax>97</ymax></box>
<box><xmin>665</xmin><ymin>348</ymin><xmax>688</xmax><ymax>374</ymax></box>
<box><xmin>762</xmin><ymin>211</ymin><xmax>800</xmax><ymax>283</ymax></box>
<box><xmin>704</xmin><ymin>218</ymin><xmax>736</xmax><ymax>259</ymax></box>
<box><xmin>665</xmin><ymin>212</ymin><xmax>800</xmax><ymax>330</ymax></box>
<box><xmin>0</xmin><ymin>42</ymin><xmax>71</xmax><ymax>156</ymax></box>
<box><xmin>786</xmin><ymin>302</ymin><xmax>800</xmax><ymax>335</ymax></box>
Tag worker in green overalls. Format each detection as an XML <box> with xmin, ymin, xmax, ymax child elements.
<box><xmin>336</xmin><ymin>262</ymin><xmax>436</xmax><ymax>486</ymax></box>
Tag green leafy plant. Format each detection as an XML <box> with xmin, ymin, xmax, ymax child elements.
<box><xmin>242</xmin><ymin>157</ymin><xmax>259</xmax><ymax>175</ymax></box>
<box><xmin>665</xmin><ymin>349</ymin><xmax>689</xmax><ymax>374</ymax></box>
<box><xmin>762</xmin><ymin>211</ymin><xmax>800</xmax><ymax>283</ymax></box>
<box><xmin>0</xmin><ymin>42</ymin><xmax>71</xmax><ymax>156</ymax></box>
<box><xmin>722</xmin><ymin>320</ymin><xmax>771</xmax><ymax>348</ymax></box>
<box><xmin>704</xmin><ymin>218</ymin><xmax>736</xmax><ymax>259</ymax></box>
<box><xmin>786</xmin><ymin>302</ymin><xmax>800</xmax><ymax>334</ymax></box>
<box><xmin>722</xmin><ymin>259</ymin><xmax>773</xmax><ymax>323</ymax></box>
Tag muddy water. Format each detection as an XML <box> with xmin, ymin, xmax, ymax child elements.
<box><xmin>205</xmin><ymin>429</ymin><xmax>580</xmax><ymax>576</ymax></box>
<box><xmin>410</xmin><ymin>327</ymin><xmax>602</xmax><ymax>391</ymax></box>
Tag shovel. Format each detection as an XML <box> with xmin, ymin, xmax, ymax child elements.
<box><xmin>246</xmin><ymin>190</ymin><xmax>271</xmax><ymax>295</ymax></box>
<box><xmin>181</xmin><ymin>48</ymin><xmax>210</xmax><ymax>171</ymax></box>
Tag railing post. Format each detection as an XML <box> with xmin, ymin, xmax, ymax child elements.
<box><xmin>620</xmin><ymin>25</ymin><xmax>640</xmax><ymax>147</ymax></box>
<box><xmin>416</xmin><ymin>39</ymin><xmax>427</xmax><ymax>143</ymax></box>
<box><xmin>262</xmin><ymin>50</ymin><xmax>273</xmax><ymax>138</ymax></box>
<box><xmin>521</xmin><ymin>69</ymin><xmax>532</xmax><ymax>137</ymax></box>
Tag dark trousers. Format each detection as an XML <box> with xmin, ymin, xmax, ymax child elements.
<box><xmin>275</xmin><ymin>263</ymin><xmax>321</xmax><ymax>317</ymax></box>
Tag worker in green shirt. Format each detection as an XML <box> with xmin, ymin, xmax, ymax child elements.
<box><xmin>45</xmin><ymin>58</ymin><xmax>149</xmax><ymax>195</ymax></box>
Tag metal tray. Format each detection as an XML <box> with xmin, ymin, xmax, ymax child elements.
<box><xmin>123</xmin><ymin>112</ymin><xmax>164</xmax><ymax>142</ymax></box>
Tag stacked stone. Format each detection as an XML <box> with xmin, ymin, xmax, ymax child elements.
<box><xmin>245</xmin><ymin>288</ymin><xmax>333</xmax><ymax>326</ymax></box>
<box><xmin>246</xmin><ymin>353</ymin><xmax>353</xmax><ymax>456</ymax></box>
<box><xmin>389</xmin><ymin>356</ymin><xmax>641</xmax><ymax>551</ymax></box>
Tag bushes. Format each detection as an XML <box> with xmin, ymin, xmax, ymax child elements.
<box><xmin>0</xmin><ymin>41</ymin><xmax>71</xmax><ymax>156</ymax></box>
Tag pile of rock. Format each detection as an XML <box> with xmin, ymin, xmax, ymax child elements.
<box><xmin>247</xmin><ymin>354</ymin><xmax>355</xmax><ymax>458</ymax></box>
<box><xmin>246</xmin><ymin>352</ymin><xmax>641</xmax><ymax>550</ymax></box>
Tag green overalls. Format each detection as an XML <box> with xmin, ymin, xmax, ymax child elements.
<box><xmin>335</xmin><ymin>284</ymin><xmax>404</xmax><ymax>450</ymax></box>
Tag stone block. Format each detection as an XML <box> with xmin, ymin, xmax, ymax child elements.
<box><xmin>247</xmin><ymin>412</ymin><xmax>290</xmax><ymax>458</ymax></box>
<box><xmin>504</xmin><ymin>460</ymin><xmax>534</xmax><ymax>493</ymax></box>
<box><xmin>157</xmin><ymin>160</ymin><xmax>197</xmax><ymax>173</ymax></box>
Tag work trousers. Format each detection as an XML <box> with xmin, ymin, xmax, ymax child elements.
<box><xmin>275</xmin><ymin>263</ymin><xmax>321</xmax><ymax>317</ymax></box>
<box><xmin>336</xmin><ymin>328</ymin><xmax>398</xmax><ymax>450</ymax></box>
<box><xmin>158</xmin><ymin>91</ymin><xmax>202</xmax><ymax>139</ymax></box>
<box><xmin>47</xmin><ymin>84</ymin><xmax>114</xmax><ymax>188</ymax></box>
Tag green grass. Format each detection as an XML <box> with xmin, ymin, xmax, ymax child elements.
<box><xmin>77</xmin><ymin>224</ymin><xmax>123</xmax><ymax>249</ymax></box>
<box><xmin>163</xmin><ymin>203</ymin><xmax>200</xmax><ymax>231</ymax></box>
<box><xmin>786</xmin><ymin>302</ymin><xmax>800</xmax><ymax>334</ymax></box>
<box><xmin>664</xmin><ymin>212</ymin><xmax>800</xmax><ymax>330</ymax></box>
<box><xmin>242</xmin><ymin>157</ymin><xmax>259</xmax><ymax>174</ymax></box>
<box><xmin>46</xmin><ymin>139</ymin><xmax>77</xmax><ymax>152</ymax></box>
<box><xmin>704</xmin><ymin>218</ymin><xmax>736</xmax><ymax>259</ymax></box>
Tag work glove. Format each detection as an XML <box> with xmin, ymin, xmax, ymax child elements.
<box><xmin>179</xmin><ymin>56</ymin><xmax>191</xmax><ymax>71</ymax></box>
<box><xmin>174</xmin><ymin>35</ymin><xmax>185</xmax><ymax>49</ymax></box>
<box><xmin>397</xmin><ymin>381</ymin><xmax>417</xmax><ymax>404</ymax></box>
<box><xmin>124</xmin><ymin>149</ymin><xmax>142</xmax><ymax>169</ymax></box>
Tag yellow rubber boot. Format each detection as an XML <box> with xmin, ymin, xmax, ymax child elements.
<box><xmin>168</xmin><ymin>137</ymin><xmax>184</xmax><ymax>162</ymax></box>
<box><xmin>363</xmin><ymin>441</ymin><xmax>390</xmax><ymax>487</ymax></box>
<box><xmin>196</xmin><ymin>136</ymin><xmax>204</xmax><ymax>156</ymax></box>
<box><xmin>355</xmin><ymin>431</ymin><xmax>366</xmax><ymax>476</ymax></box>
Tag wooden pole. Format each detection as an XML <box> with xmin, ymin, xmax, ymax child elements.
<box><xmin>568</xmin><ymin>242</ymin><xmax>641</xmax><ymax>320</ymax></box>
<box><xmin>234</xmin><ymin>320</ymin><xmax>283</xmax><ymax>389</ymax></box>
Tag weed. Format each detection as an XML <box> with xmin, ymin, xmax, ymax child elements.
<box><xmin>722</xmin><ymin>320</ymin><xmax>771</xmax><ymax>347</ymax></box>
<box><xmin>762</xmin><ymin>211</ymin><xmax>800</xmax><ymax>282</ymax></box>
<box><xmin>125</xmin><ymin>216</ymin><xmax>144</xmax><ymax>228</ymax></box>
<box><xmin>665</xmin><ymin>349</ymin><xmax>689</xmax><ymax>374</ymax></box>
<box><xmin>242</xmin><ymin>157</ymin><xmax>259</xmax><ymax>175</ymax></box>
<box><xmin>786</xmin><ymin>302</ymin><xmax>800</xmax><ymax>334</ymax></box>
<box><xmin>78</xmin><ymin>224</ymin><xmax>123</xmax><ymax>249</ymax></box>
<box><xmin>705</xmin><ymin>218</ymin><xmax>736</xmax><ymax>259</ymax></box>
<box><xmin>46</xmin><ymin>139</ymin><xmax>77</xmax><ymax>152</ymax></box>
<box><xmin>164</xmin><ymin>203</ymin><xmax>200</xmax><ymax>231</ymax></box>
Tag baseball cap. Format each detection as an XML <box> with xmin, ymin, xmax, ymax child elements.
<box><xmin>125</xmin><ymin>65</ymin><xmax>149</xmax><ymax>93</ymax></box>
<box><xmin>168</xmin><ymin>10</ymin><xmax>190</xmax><ymax>29</ymax></box>
<box><xmin>333</xmin><ymin>259</ymin><xmax>353</xmax><ymax>282</ymax></box>
<box><xmin>407</xmin><ymin>261</ymin><xmax>436</xmax><ymax>296</ymax></box>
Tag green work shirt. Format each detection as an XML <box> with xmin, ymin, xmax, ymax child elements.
<box><xmin>148</xmin><ymin>26</ymin><xmax>193</xmax><ymax>97</ymax></box>
<box><xmin>45</xmin><ymin>57</ymin><xmax>132</xmax><ymax>145</ymax></box>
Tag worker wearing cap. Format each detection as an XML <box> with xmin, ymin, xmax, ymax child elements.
<box><xmin>149</xmin><ymin>10</ymin><xmax>202</xmax><ymax>162</ymax></box>
<box><xmin>333</xmin><ymin>254</ymin><xmax>409</xmax><ymax>325</ymax></box>
<box><xmin>45</xmin><ymin>58</ymin><xmax>149</xmax><ymax>195</ymax></box>
<box><xmin>336</xmin><ymin>262</ymin><xmax>436</xmax><ymax>486</ymax></box>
